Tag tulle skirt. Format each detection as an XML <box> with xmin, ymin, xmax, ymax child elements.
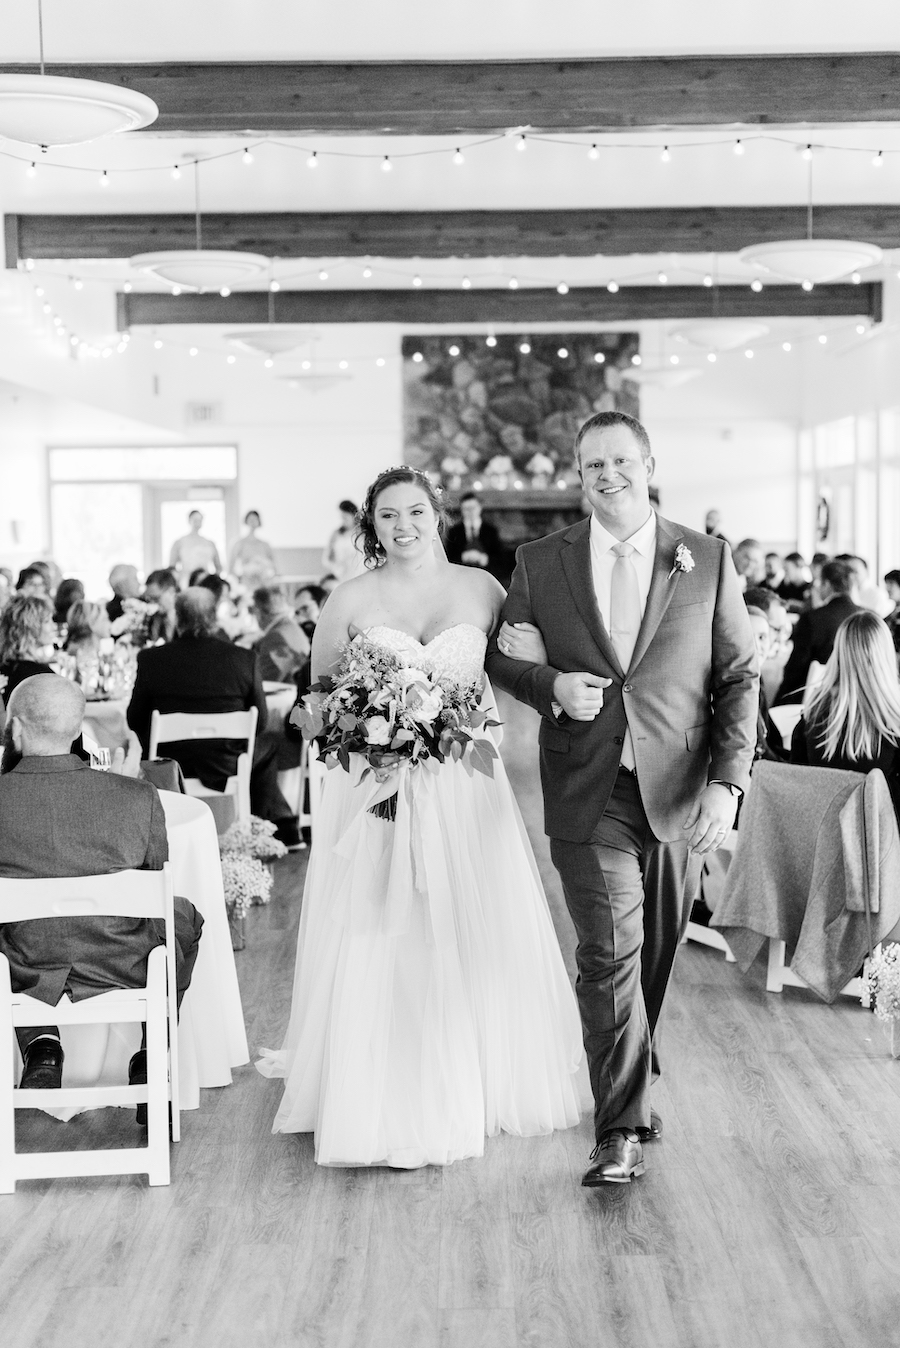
<box><xmin>256</xmin><ymin>748</ymin><xmax>584</xmax><ymax>1167</ymax></box>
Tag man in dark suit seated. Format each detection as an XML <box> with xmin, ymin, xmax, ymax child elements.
<box><xmin>252</xmin><ymin>585</ymin><xmax>310</xmax><ymax>684</ymax></box>
<box><xmin>127</xmin><ymin>587</ymin><xmax>301</xmax><ymax>847</ymax></box>
<box><xmin>0</xmin><ymin>674</ymin><xmax>204</xmax><ymax>1100</ymax></box>
<box><xmin>774</xmin><ymin>558</ymin><xmax>861</xmax><ymax>704</ymax></box>
<box><xmin>445</xmin><ymin>493</ymin><xmax>504</xmax><ymax>578</ymax></box>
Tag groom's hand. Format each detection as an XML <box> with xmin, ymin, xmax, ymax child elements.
<box><xmin>553</xmin><ymin>672</ymin><xmax>612</xmax><ymax>721</ymax></box>
<box><xmin>682</xmin><ymin>783</ymin><xmax>738</xmax><ymax>854</ymax></box>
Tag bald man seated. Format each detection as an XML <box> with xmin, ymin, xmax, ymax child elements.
<box><xmin>0</xmin><ymin>674</ymin><xmax>204</xmax><ymax>1108</ymax></box>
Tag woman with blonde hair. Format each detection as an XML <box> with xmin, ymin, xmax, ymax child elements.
<box><xmin>0</xmin><ymin>593</ymin><xmax>58</xmax><ymax>703</ymax></box>
<box><xmin>791</xmin><ymin>609</ymin><xmax>900</xmax><ymax>811</ymax></box>
<box><xmin>64</xmin><ymin>600</ymin><xmax>111</xmax><ymax>658</ymax></box>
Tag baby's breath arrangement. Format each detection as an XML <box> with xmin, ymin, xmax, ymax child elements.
<box><xmin>219</xmin><ymin>852</ymin><xmax>273</xmax><ymax>919</ymax></box>
<box><xmin>220</xmin><ymin>816</ymin><xmax>288</xmax><ymax>863</ymax></box>
<box><xmin>864</xmin><ymin>944</ymin><xmax>900</xmax><ymax>1057</ymax></box>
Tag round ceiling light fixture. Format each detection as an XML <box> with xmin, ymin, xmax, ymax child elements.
<box><xmin>674</xmin><ymin>320</ymin><xmax>770</xmax><ymax>351</ymax></box>
<box><xmin>227</xmin><ymin>328</ymin><xmax>312</xmax><ymax>357</ymax></box>
<box><xmin>738</xmin><ymin>239</ymin><xmax>882</xmax><ymax>285</ymax></box>
<box><xmin>130</xmin><ymin>251</ymin><xmax>269</xmax><ymax>292</ymax></box>
<box><xmin>624</xmin><ymin>365</ymin><xmax>703</xmax><ymax>389</ymax></box>
<box><xmin>0</xmin><ymin>73</ymin><xmax>157</xmax><ymax>147</ymax></box>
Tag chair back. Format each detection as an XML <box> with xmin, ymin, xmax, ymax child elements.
<box><xmin>149</xmin><ymin>707</ymin><xmax>258</xmax><ymax>760</ymax></box>
<box><xmin>0</xmin><ymin>866</ymin><xmax>173</xmax><ymax>925</ymax></box>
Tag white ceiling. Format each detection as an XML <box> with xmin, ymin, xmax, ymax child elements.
<box><xmin>4</xmin><ymin>0</ymin><xmax>900</xmax><ymax>61</ymax></box>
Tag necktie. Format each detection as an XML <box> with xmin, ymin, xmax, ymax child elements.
<box><xmin>609</xmin><ymin>542</ymin><xmax>641</xmax><ymax>770</ymax></box>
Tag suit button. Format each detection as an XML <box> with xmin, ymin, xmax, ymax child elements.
<box><xmin>623</xmin><ymin>684</ymin><xmax>633</xmax><ymax>693</ymax></box>
<box><xmin>613</xmin><ymin>736</ymin><xmax>623</xmax><ymax>745</ymax></box>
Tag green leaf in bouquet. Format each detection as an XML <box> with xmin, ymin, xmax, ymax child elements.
<box><xmin>338</xmin><ymin>712</ymin><xmax>359</xmax><ymax>732</ymax></box>
<box><xmin>291</xmin><ymin>704</ymin><xmax>323</xmax><ymax>739</ymax></box>
<box><xmin>337</xmin><ymin>745</ymin><xmax>351</xmax><ymax>773</ymax></box>
<box><xmin>391</xmin><ymin>728</ymin><xmax>416</xmax><ymax>746</ymax></box>
<box><xmin>468</xmin><ymin>709</ymin><xmax>487</xmax><ymax>728</ymax></box>
<box><xmin>450</xmin><ymin>739</ymin><xmax>464</xmax><ymax>762</ymax></box>
<box><xmin>469</xmin><ymin>738</ymin><xmax>499</xmax><ymax>777</ymax></box>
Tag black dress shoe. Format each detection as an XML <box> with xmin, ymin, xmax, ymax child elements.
<box><xmin>19</xmin><ymin>1038</ymin><xmax>64</xmax><ymax>1090</ymax></box>
<box><xmin>582</xmin><ymin>1129</ymin><xmax>645</xmax><ymax>1186</ymax></box>
<box><xmin>636</xmin><ymin>1111</ymin><xmax>663</xmax><ymax>1143</ymax></box>
<box><xmin>129</xmin><ymin>1049</ymin><xmax>148</xmax><ymax>1126</ymax></box>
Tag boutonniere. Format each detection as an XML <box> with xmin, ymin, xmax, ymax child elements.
<box><xmin>667</xmin><ymin>543</ymin><xmax>695</xmax><ymax>581</ymax></box>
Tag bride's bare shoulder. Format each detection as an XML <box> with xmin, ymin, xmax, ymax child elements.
<box><xmin>445</xmin><ymin>564</ymin><xmax>506</xmax><ymax>616</ymax></box>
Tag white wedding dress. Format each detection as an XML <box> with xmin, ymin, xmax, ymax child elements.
<box><xmin>256</xmin><ymin>623</ymin><xmax>583</xmax><ymax>1167</ymax></box>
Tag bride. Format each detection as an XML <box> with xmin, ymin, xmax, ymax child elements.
<box><xmin>256</xmin><ymin>466</ymin><xmax>583</xmax><ymax>1167</ymax></box>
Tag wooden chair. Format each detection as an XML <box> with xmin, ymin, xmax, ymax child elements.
<box><xmin>149</xmin><ymin>707</ymin><xmax>258</xmax><ymax>825</ymax></box>
<box><xmin>0</xmin><ymin>865</ymin><xmax>180</xmax><ymax>1192</ymax></box>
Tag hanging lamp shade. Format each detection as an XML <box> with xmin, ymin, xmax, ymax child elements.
<box><xmin>674</xmin><ymin>320</ymin><xmax>769</xmax><ymax>351</ymax></box>
<box><xmin>0</xmin><ymin>74</ymin><xmax>157</xmax><ymax>146</ymax></box>
<box><xmin>227</xmin><ymin>328</ymin><xmax>310</xmax><ymax>357</ymax></box>
<box><xmin>131</xmin><ymin>251</ymin><xmax>269</xmax><ymax>291</ymax></box>
<box><xmin>738</xmin><ymin>239</ymin><xmax>882</xmax><ymax>285</ymax></box>
<box><xmin>624</xmin><ymin>365</ymin><xmax>702</xmax><ymax>389</ymax></box>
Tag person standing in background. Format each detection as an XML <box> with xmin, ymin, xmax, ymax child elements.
<box><xmin>445</xmin><ymin>493</ymin><xmax>503</xmax><ymax>578</ymax></box>
<box><xmin>228</xmin><ymin>510</ymin><xmax>277</xmax><ymax>590</ymax></box>
<box><xmin>169</xmin><ymin>511</ymin><xmax>222</xmax><ymax>586</ymax></box>
<box><xmin>321</xmin><ymin>500</ymin><xmax>365</xmax><ymax>582</ymax></box>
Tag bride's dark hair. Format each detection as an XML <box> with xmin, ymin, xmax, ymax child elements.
<box><xmin>357</xmin><ymin>466</ymin><xmax>447</xmax><ymax>568</ymax></box>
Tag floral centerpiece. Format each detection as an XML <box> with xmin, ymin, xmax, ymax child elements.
<box><xmin>291</xmin><ymin>634</ymin><xmax>499</xmax><ymax>820</ymax></box>
<box><xmin>864</xmin><ymin>944</ymin><xmax>900</xmax><ymax>1057</ymax></box>
<box><xmin>110</xmin><ymin>597</ymin><xmax>159</xmax><ymax>647</ymax></box>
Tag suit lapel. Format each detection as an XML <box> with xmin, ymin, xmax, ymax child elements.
<box><xmin>560</xmin><ymin>519</ymin><xmax>624</xmax><ymax>677</ymax></box>
<box><xmin>627</xmin><ymin>515</ymin><xmax>684</xmax><ymax>674</ymax></box>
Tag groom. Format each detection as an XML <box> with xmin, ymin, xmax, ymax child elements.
<box><xmin>486</xmin><ymin>411</ymin><xmax>757</xmax><ymax>1185</ymax></box>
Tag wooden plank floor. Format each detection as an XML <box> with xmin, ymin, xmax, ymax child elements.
<box><xmin>4</xmin><ymin>693</ymin><xmax>900</xmax><ymax>1347</ymax></box>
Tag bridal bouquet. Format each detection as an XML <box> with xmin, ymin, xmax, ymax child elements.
<box><xmin>291</xmin><ymin>634</ymin><xmax>499</xmax><ymax>819</ymax></box>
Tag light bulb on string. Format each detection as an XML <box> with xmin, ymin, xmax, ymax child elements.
<box><xmin>733</xmin><ymin>140</ymin><xmax>745</xmax><ymax>156</ymax></box>
<box><xmin>660</xmin><ymin>146</ymin><xmax>671</xmax><ymax>163</ymax></box>
<box><xmin>703</xmin><ymin>274</ymin><xmax>713</xmax><ymax>287</ymax></box>
<box><xmin>189</xmin><ymin>346</ymin><xmax>198</xmax><ymax>356</ymax></box>
<box><xmin>376</xmin><ymin>357</ymin><xmax>386</xmax><ymax>367</ymax></box>
<box><xmin>449</xmin><ymin>345</ymin><xmax>460</xmax><ymax>357</ymax></box>
<box><xmin>801</xmin><ymin>144</ymin><xmax>813</xmax><ymax>161</ymax></box>
<box><xmin>851</xmin><ymin>271</ymin><xmax>862</xmax><ymax>284</ymax></box>
<box><xmin>461</xmin><ymin>276</ymin><xmax>471</xmax><ymax>289</ymax></box>
<box><xmin>339</xmin><ymin>360</ymin><xmax>349</xmax><ymax>370</ymax></box>
<box><xmin>518</xmin><ymin>341</ymin><xmax>531</xmax><ymax>354</ymax></box>
<box><xmin>515</xmin><ymin>135</ymin><xmax>527</xmax><ymax>152</ymax></box>
<box><xmin>558</xmin><ymin>347</ymin><xmax>569</xmax><ymax>359</ymax></box>
<box><xmin>226</xmin><ymin>354</ymin><xmax>236</xmax><ymax>364</ymax></box>
<box><xmin>381</xmin><ymin>155</ymin><xmax>392</xmax><ymax>172</ymax></box>
<box><xmin>171</xmin><ymin>165</ymin><xmax>181</xmax><ymax>180</ymax></box>
<box><xmin>123</xmin><ymin>281</ymin><xmax>132</xmax><ymax>293</ymax></box>
<box><xmin>26</xmin><ymin>161</ymin><xmax>36</xmax><ymax>178</ymax></box>
<box><xmin>35</xmin><ymin>287</ymin><xmax>44</xmax><ymax>297</ymax></box>
<box><xmin>269</xmin><ymin>280</ymin><xmax>280</xmax><ymax>293</ymax></box>
<box><xmin>818</xmin><ymin>334</ymin><xmax>828</xmax><ymax>344</ymax></box>
<box><xmin>745</xmin><ymin>349</ymin><xmax>754</xmax><ymax>359</ymax></box>
<box><xmin>783</xmin><ymin>341</ymin><xmax>792</xmax><ymax>352</ymax></box>
<box><xmin>872</xmin><ymin>151</ymin><xmax>884</xmax><ymax>168</ymax></box>
<box><xmin>707</xmin><ymin>353</ymin><xmax>717</xmax><ymax>363</ymax></box>
<box><xmin>172</xmin><ymin>285</ymin><xmax>182</xmax><ymax>296</ymax></box>
<box><xmin>362</xmin><ymin>266</ymin><xmax>372</xmax><ymax>279</ymax></box>
<box><xmin>594</xmin><ymin>352</ymin><xmax>606</xmax><ymax>364</ymax></box>
<box><xmin>307</xmin><ymin>152</ymin><xmax>318</xmax><ymax>170</ymax></box>
<box><xmin>631</xmin><ymin>354</ymin><xmax>641</xmax><ymax>365</ymax></box>
<box><xmin>42</xmin><ymin>302</ymin><xmax>51</xmax><ymax>313</ymax></box>
<box><xmin>658</xmin><ymin>272</ymin><xmax>668</xmax><ymax>284</ymax></box>
<box><xmin>264</xmin><ymin>358</ymin><xmax>274</xmax><ymax>368</ymax></box>
<box><xmin>71</xmin><ymin>277</ymin><xmax>83</xmax><ymax>291</ymax></box>
<box><xmin>587</xmin><ymin>144</ymin><xmax>599</xmax><ymax>161</ymax></box>
<box><xmin>24</xmin><ymin>259</ymin><xmax>34</xmax><ymax>270</ymax></box>
<box><xmin>99</xmin><ymin>170</ymin><xmax>110</xmax><ymax>188</ymax></box>
<box><xmin>670</xmin><ymin>355</ymin><xmax>679</xmax><ymax>365</ymax></box>
<box><xmin>412</xmin><ymin>275</ymin><xmax>422</xmax><ymax>287</ymax></box>
<box><xmin>486</xmin><ymin>335</ymin><xmax>497</xmax><ymax>347</ymax></box>
<box><xmin>508</xmin><ymin>277</ymin><xmax>518</xmax><ymax>289</ymax></box>
<box><xmin>319</xmin><ymin>269</ymin><xmax>329</xmax><ymax>281</ymax></box>
<box><xmin>856</xmin><ymin>324</ymin><xmax>867</xmax><ymax>335</ymax></box>
<box><xmin>452</xmin><ymin>148</ymin><xmax>465</xmax><ymax>166</ymax></box>
<box><xmin>242</xmin><ymin>147</ymin><xmax>253</xmax><ymax>165</ymax></box>
<box><xmin>557</xmin><ymin>282</ymin><xmax>569</xmax><ymax>294</ymax></box>
<box><xmin>801</xmin><ymin>279</ymin><xmax>814</xmax><ymax>291</ymax></box>
<box><xmin>607</xmin><ymin>280</ymin><xmax>619</xmax><ymax>293</ymax></box>
<box><xmin>220</xmin><ymin>286</ymin><xmax>231</xmax><ymax>297</ymax></box>
<box><xmin>411</xmin><ymin>351</ymin><xmax>423</xmax><ymax>362</ymax></box>
<box><xmin>154</xmin><ymin>339</ymin><xmax>163</xmax><ymax>349</ymax></box>
<box><xmin>750</xmin><ymin>278</ymin><xmax>763</xmax><ymax>292</ymax></box>
<box><xmin>301</xmin><ymin>360</ymin><xmax>311</xmax><ymax>370</ymax></box>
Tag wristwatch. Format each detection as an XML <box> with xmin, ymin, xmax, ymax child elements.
<box><xmin>711</xmin><ymin>779</ymin><xmax>743</xmax><ymax>801</ymax></box>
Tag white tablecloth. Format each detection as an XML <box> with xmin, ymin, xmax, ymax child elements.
<box><xmin>31</xmin><ymin>791</ymin><xmax>249</xmax><ymax>1117</ymax></box>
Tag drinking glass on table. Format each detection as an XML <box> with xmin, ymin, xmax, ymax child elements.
<box><xmin>89</xmin><ymin>746</ymin><xmax>111</xmax><ymax>772</ymax></box>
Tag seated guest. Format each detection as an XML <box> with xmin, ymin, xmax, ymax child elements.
<box><xmin>790</xmin><ymin>611</ymin><xmax>900</xmax><ymax>815</ymax></box>
<box><xmin>15</xmin><ymin>566</ymin><xmax>48</xmax><ymax>600</ymax></box>
<box><xmin>127</xmin><ymin>588</ymin><xmax>301</xmax><ymax>847</ymax></box>
<box><xmin>188</xmin><ymin>567</ymin><xmax>211</xmax><ymax>588</ymax></box>
<box><xmin>294</xmin><ymin>584</ymin><xmax>326</xmax><ymax>643</ymax></box>
<box><xmin>445</xmin><ymin>493</ymin><xmax>504</xmax><ymax>577</ymax></box>
<box><xmin>0</xmin><ymin>594</ymin><xmax>58</xmax><ymax>699</ymax></box>
<box><xmin>0</xmin><ymin>674</ymin><xmax>203</xmax><ymax>1096</ymax></box>
<box><xmin>775</xmin><ymin>551</ymin><xmax>812</xmax><ymax>612</ymax></box>
<box><xmin>64</xmin><ymin>599</ymin><xmax>112</xmax><ymax>659</ymax></box>
<box><xmin>198</xmin><ymin>572</ymin><xmax>239</xmax><ymax>641</ymax></box>
<box><xmin>885</xmin><ymin>569</ymin><xmax>900</xmax><ymax>654</ymax></box>
<box><xmin>732</xmin><ymin>538</ymin><xmax>767</xmax><ymax>590</ymax></box>
<box><xmin>107</xmin><ymin>563</ymin><xmax>140</xmax><ymax>623</ymax></box>
<box><xmin>775</xmin><ymin>559</ymin><xmax>860</xmax><ymax>704</ymax></box>
<box><xmin>838</xmin><ymin>554</ymin><xmax>893</xmax><ymax>618</ymax></box>
<box><xmin>764</xmin><ymin>552</ymin><xmax>785</xmax><ymax>592</ymax></box>
<box><xmin>252</xmin><ymin>585</ymin><xmax>310</xmax><ymax>683</ymax></box>
<box><xmin>142</xmin><ymin>568</ymin><xmax>178</xmax><ymax>643</ymax></box>
<box><xmin>808</xmin><ymin>552</ymin><xmax>831</xmax><ymax>609</ymax></box>
<box><xmin>53</xmin><ymin>577</ymin><xmax>85</xmax><ymax>629</ymax></box>
<box><xmin>744</xmin><ymin>604</ymin><xmax>785</xmax><ymax>761</ymax></box>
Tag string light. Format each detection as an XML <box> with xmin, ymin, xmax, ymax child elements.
<box><xmin>412</xmin><ymin>275</ymin><xmax>422</xmax><ymax>287</ymax></box>
<box><xmin>486</xmin><ymin>335</ymin><xmax>497</xmax><ymax>347</ymax></box>
<box><xmin>856</xmin><ymin>323</ymin><xmax>867</xmax><ymax>335</ymax></box>
<box><xmin>660</xmin><ymin>146</ymin><xmax>671</xmax><ymax>163</ymax></box>
<box><xmin>872</xmin><ymin>151</ymin><xmax>884</xmax><ymax>168</ymax></box>
<box><xmin>588</xmin><ymin>144</ymin><xmax>599</xmax><ymax>161</ymax></box>
<box><xmin>703</xmin><ymin>274</ymin><xmax>713</xmax><ymax>287</ymax></box>
<box><xmin>515</xmin><ymin>135</ymin><xmax>528</xmax><ymax>152</ymax></box>
<box><xmin>362</xmin><ymin>266</ymin><xmax>372</xmax><ymax>279</ymax></box>
<box><xmin>227</xmin><ymin>354</ymin><xmax>236</xmax><ymax>364</ymax></box>
<box><xmin>518</xmin><ymin>341</ymin><xmax>531</xmax><ymax>354</ymax></box>
<box><xmin>269</xmin><ymin>280</ymin><xmax>280</xmax><ymax>293</ymax></box>
<box><xmin>189</xmin><ymin>346</ymin><xmax>198</xmax><ymax>356</ymax></box>
<box><xmin>558</xmin><ymin>347</ymin><xmax>569</xmax><ymax>359</ymax></box>
<box><xmin>339</xmin><ymin>359</ymin><xmax>349</xmax><ymax>369</ymax></box>
<box><xmin>319</xmin><ymin>269</ymin><xmax>329</xmax><ymax>280</ymax></box>
<box><xmin>301</xmin><ymin>360</ymin><xmax>311</xmax><ymax>370</ymax></box>
<box><xmin>376</xmin><ymin>357</ymin><xmax>386</xmax><ymax>366</ymax></box>
<box><xmin>606</xmin><ymin>280</ymin><xmax>619</xmax><ymax>293</ymax></box>
<box><xmin>453</xmin><ymin>148</ymin><xmax>465</xmax><ymax>166</ymax></box>
<box><xmin>508</xmin><ymin>277</ymin><xmax>518</xmax><ymax>289</ymax></box>
<box><xmin>99</xmin><ymin>170</ymin><xmax>110</xmax><ymax>188</ymax></box>
<box><xmin>381</xmin><ymin>155</ymin><xmax>392</xmax><ymax>172</ymax></box>
<box><xmin>801</xmin><ymin>279</ymin><xmax>814</xmax><ymax>291</ymax></box>
<box><xmin>658</xmin><ymin>272</ymin><xmax>668</xmax><ymax>284</ymax></box>
<box><xmin>171</xmin><ymin>165</ymin><xmax>181</xmax><ymax>180</ymax></box>
<box><xmin>449</xmin><ymin>344</ymin><xmax>460</xmax><ymax>356</ymax></box>
<box><xmin>220</xmin><ymin>286</ymin><xmax>231</xmax><ymax>297</ymax></box>
<box><xmin>172</xmin><ymin>285</ymin><xmax>182</xmax><ymax>296</ymax></box>
<box><xmin>461</xmin><ymin>276</ymin><xmax>471</xmax><ymax>289</ymax></box>
<box><xmin>801</xmin><ymin>144</ymin><xmax>813</xmax><ymax>161</ymax></box>
<box><xmin>733</xmin><ymin>140</ymin><xmax>745</xmax><ymax>156</ymax></box>
<box><xmin>242</xmin><ymin>147</ymin><xmax>254</xmax><ymax>165</ymax></box>
<box><xmin>264</xmin><ymin>358</ymin><xmax>274</xmax><ymax>368</ymax></box>
<box><xmin>745</xmin><ymin>349</ymin><xmax>754</xmax><ymax>359</ymax></box>
<box><xmin>26</xmin><ymin>161</ymin><xmax>36</xmax><ymax>177</ymax></box>
<box><xmin>34</xmin><ymin>287</ymin><xmax>44</xmax><ymax>296</ymax></box>
<box><xmin>669</xmin><ymin>355</ymin><xmax>679</xmax><ymax>365</ymax></box>
<box><xmin>557</xmin><ymin>282</ymin><xmax>569</xmax><ymax>294</ymax></box>
<box><xmin>71</xmin><ymin>277</ymin><xmax>83</xmax><ymax>291</ymax></box>
<box><xmin>750</xmin><ymin>278</ymin><xmax>763</xmax><ymax>292</ymax></box>
<box><xmin>707</xmin><ymin>353</ymin><xmax>717</xmax><ymax>363</ymax></box>
<box><xmin>153</xmin><ymin>339</ymin><xmax>163</xmax><ymax>349</ymax></box>
<box><xmin>123</xmin><ymin>281</ymin><xmax>132</xmax><ymax>293</ymax></box>
<box><xmin>42</xmin><ymin>302</ymin><xmax>51</xmax><ymax>313</ymax></box>
<box><xmin>412</xmin><ymin>351</ymin><xmax>423</xmax><ymax>362</ymax></box>
<box><xmin>851</xmin><ymin>271</ymin><xmax>862</xmax><ymax>284</ymax></box>
<box><xmin>782</xmin><ymin>341</ymin><xmax>792</xmax><ymax>351</ymax></box>
<box><xmin>24</xmin><ymin>258</ymin><xmax>34</xmax><ymax>270</ymax></box>
<box><xmin>631</xmin><ymin>354</ymin><xmax>641</xmax><ymax>365</ymax></box>
<box><xmin>306</xmin><ymin>152</ymin><xmax>318</xmax><ymax>169</ymax></box>
<box><xmin>594</xmin><ymin>352</ymin><xmax>606</xmax><ymax>364</ymax></box>
<box><xmin>818</xmin><ymin>334</ymin><xmax>828</xmax><ymax>344</ymax></box>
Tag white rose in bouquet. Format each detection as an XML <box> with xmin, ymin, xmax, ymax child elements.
<box><xmin>364</xmin><ymin>715</ymin><xmax>393</xmax><ymax>745</ymax></box>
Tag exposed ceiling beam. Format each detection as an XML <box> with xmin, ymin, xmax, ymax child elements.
<box><xmin>0</xmin><ymin>57</ymin><xmax>899</xmax><ymax>134</ymax></box>
<box><xmin>8</xmin><ymin>206</ymin><xmax>900</xmax><ymax>265</ymax></box>
<box><xmin>117</xmin><ymin>283</ymin><xmax>882</xmax><ymax>329</ymax></box>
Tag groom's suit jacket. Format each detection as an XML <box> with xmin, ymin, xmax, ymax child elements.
<box><xmin>485</xmin><ymin>513</ymin><xmax>758</xmax><ymax>844</ymax></box>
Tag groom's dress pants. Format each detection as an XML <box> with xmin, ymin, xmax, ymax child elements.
<box><xmin>550</xmin><ymin>768</ymin><xmax>700</xmax><ymax>1137</ymax></box>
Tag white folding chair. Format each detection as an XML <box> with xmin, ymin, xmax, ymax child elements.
<box><xmin>149</xmin><ymin>707</ymin><xmax>258</xmax><ymax>824</ymax></box>
<box><xmin>0</xmin><ymin>864</ymin><xmax>180</xmax><ymax>1192</ymax></box>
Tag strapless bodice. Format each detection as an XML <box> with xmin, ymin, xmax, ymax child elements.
<box><xmin>363</xmin><ymin>622</ymin><xmax>487</xmax><ymax>687</ymax></box>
